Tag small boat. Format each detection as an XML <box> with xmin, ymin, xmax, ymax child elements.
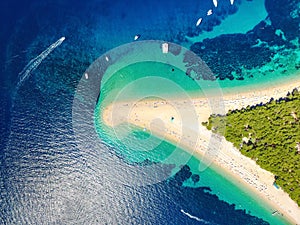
<box><xmin>213</xmin><ymin>0</ymin><xmax>218</xmax><ymax>7</ymax></box>
<box><xmin>162</xmin><ymin>43</ymin><xmax>169</xmax><ymax>53</ymax></box>
<box><xmin>134</xmin><ymin>34</ymin><xmax>141</xmax><ymax>41</ymax></box>
<box><xmin>207</xmin><ymin>9</ymin><xmax>213</xmax><ymax>16</ymax></box>
<box><xmin>196</xmin><ymin>18</ymin><xmax>202</xmax><ymax>26</ymax></box>
<box><xmin>230</xmin><ymin>0</ymin><xmax>234</xmax><ymax>5</ymax></box>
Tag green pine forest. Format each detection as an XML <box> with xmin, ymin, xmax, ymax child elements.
<box><xmin>203</xmin><ymin>88</ymin><xmax>300</xmax><ymax>206</ymax></box>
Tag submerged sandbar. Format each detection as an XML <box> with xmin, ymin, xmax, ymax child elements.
<box><xmin>100</xmin><ymin>78</ymin><xmax>300</xmax><ymax>225</ymax></box>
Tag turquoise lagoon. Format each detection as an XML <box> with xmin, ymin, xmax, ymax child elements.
<box><xmin>3</xmin><ymin>0</ymin><xmax>299</xmax><ymax>223</ymax></box>
<box><xmin>94</xmin><ymin>58</ymin><xmax>297</xmax><ymax>225</ymax></box>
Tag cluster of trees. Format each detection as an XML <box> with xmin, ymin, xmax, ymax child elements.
<box><xmin>203</xmin><ymin>88</ymin><xmax>300</xmax><ymax>206</ymax></box>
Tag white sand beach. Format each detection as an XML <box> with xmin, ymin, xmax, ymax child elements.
<box><xmin>100</xmin><ymin>78</ymin><xmax>300</xmax><ymax>224</ymax></box>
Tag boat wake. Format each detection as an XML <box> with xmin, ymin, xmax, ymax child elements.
<box><xmin>16</xmin><ymin>36</ymin><xmax>65</xmax><ymax>91</ymax></box>
<box><xmin>180</xmin><ymin>209</ymin><xmax>218</xmax><ymax>225</ymax></box>
<box><xmin>10</xmin><ymin>36</ymin><xmax>65</xmax><ymax>112</ymax></box>
<box><xmin>7</xmin><ymin>36</ymin><xmax>66</xmax><ymax>146</ymax></box>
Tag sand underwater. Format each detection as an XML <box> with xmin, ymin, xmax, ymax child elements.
<box><xmin>1</xmin><ymin>0</ymin><xmax>300</xmax><ymax>224</ymax></box>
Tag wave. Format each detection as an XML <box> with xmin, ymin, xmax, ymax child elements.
<box><xmin>7</xmin><ymin>36</ymin><xmax>66</xmax><ymax>145</ymax></box>
<box><xmin>10</xmin><ymin>36</ymin><xmax>65</xmax><ymax>112</ymax></box>
<box><xmin>16</xmin><ymin>36</ymin><xmax>65</xmax><ymax>90</ymax></box>
<box><xmin>180</xmin><ymin>209</ymin><xmax>218</xmax><ymax>225</ymax></box>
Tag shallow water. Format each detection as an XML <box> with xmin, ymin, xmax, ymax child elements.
<box><xmin>1</xmin><ymin>0</ymin><xmax>300</xmax><ymax>224</ymax></box>
<box><xmin>94</xmin><ymin>55</ymin><xmax>290</xmax><ymax>225</ymax></box>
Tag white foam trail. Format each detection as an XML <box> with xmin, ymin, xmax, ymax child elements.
<box><xmin>7</xmin><ymin>37</ymin><xmax>65</xmax><ymax>155</ymax></box>
<box><xmin>16</xmin><ymin>36</ymin><xmax>65</xmax><ymax>89</ymax></box>
<box><xmin>181</xmin><ymin>209</ymin><xmax>216</xmax><ymax>225</ymax></box>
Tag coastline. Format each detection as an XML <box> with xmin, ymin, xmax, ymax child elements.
<box><xmin>100</xmin><ymin>77</ymin><xmax>300</xmax><ymax>224</ymax></box>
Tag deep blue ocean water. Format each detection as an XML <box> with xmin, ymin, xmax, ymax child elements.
<box><xmin>1</xmin><ymin>0</ymin><xmax>299</xmax><ymax>224</ymax></box>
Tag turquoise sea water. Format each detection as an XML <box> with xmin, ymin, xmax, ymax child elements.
<box><xmin>2</xmin><ymin>0</ymin><xmax>300</xmax><ymax>224</ymax></box>
<box><xmin>94</xmin><ymin>44</ymin><xmax>293</xmax><ymax>224</ymax></box>
<box><xmin>99</xmin><ymin>61</ymin><xmax>204</xmax><ymax>102</ymax></box>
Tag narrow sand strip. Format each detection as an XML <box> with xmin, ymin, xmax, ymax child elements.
<box><xmin>100</xmin><ymin>79</ymin><xmax>300</xmax><ymax>224</ymax></box>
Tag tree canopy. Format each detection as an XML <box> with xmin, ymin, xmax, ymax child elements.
<box><xmin>204</xmin><ymin>88</ymin><xmax>300</xmax><ymax>206</ymax></box>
